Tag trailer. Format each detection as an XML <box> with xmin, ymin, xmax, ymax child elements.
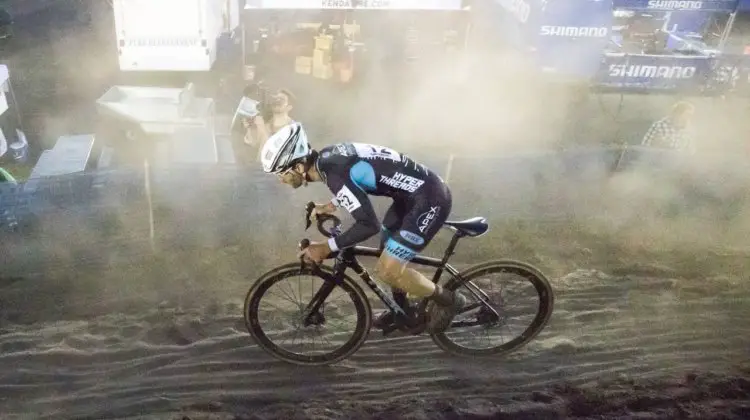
<box><xmin>113</xmin><ymin>0</ymin><xmax>242</xmax><ymax>72</ymax></box>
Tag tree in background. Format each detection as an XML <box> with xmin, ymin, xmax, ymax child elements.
<box><xmin>0</xmin><ymin>1</ymin><xmax>12</xmax><ymax>40</ymax></box>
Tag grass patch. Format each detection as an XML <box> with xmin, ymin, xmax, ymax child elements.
<box><xmin>1</xmin><ymin>162</ymin><xmax>32</xmax><ymax>181</ymax></box>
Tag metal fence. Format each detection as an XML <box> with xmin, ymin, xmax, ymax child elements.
<box><xmin>1</xmin><ymin>146</ymin><xmax>746</xmax><ymax>276</ymax></box>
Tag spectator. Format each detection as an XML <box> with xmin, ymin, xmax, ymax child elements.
<box><xmin>641</xmin><ymin>101</ymin><xmax>695</xmax><ymax>153</ymax></box>
<box><xmin>242</xmin><ymin>88</ymin><xmax>296</xmax><ymax>162</ymax></box>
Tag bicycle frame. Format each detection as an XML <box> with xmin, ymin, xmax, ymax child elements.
<box><xmin>301</xmin><ymin>228</ymin><xmax>501</xmax><ymax>330</ymax></box>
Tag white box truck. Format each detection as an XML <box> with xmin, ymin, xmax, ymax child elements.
<box><xmin>113</xmin><ymin>0</ymin><xmax>241</xmax><ymax>72</ymax></box>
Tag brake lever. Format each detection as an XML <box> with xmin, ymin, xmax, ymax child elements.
<box><xmin>304</xmin><ymin>201</ymin><xmax>315</xmax><ymax>231</ymax></box>
<box><xmin>299</xmin><ymin>238</ymin><xmax>311</xmax><ymax>271</ymax></box>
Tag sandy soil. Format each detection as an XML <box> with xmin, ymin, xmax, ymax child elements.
<box><xmin>0</xmin><ymin>263</ymin><xmax>748</xmax><ymax>419</ymax></box>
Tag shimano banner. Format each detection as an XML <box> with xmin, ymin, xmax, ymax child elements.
<box><xmin>476</xmin><ymin>0</ymin><xmax>542</xmax><ymax>51</ymax></box>
<box><xmin>535</xmin><ymin>0</ymin><xmax>613</xmax><ymax>77</ymax></box>
<box><xmin>612</xmin><ymin>0</ymin><xmax>737</xmax><ymax>12</ymax></box>
<box><xmin>596</xmin><ymin>54</ymin><xmax>714</xmax><ymax>91</ymax></box>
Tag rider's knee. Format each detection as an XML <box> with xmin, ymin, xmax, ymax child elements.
<box><xmin>374</xmin><ymin>257</ymin><xmax>404</xmax><ymax>287</ymax></box>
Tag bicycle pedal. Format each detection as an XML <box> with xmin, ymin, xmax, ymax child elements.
<box><xmin>405</xmin><ymin>323</ymin><xmax>427</xmax><ymax>336</ymax></box>
<box><xmin>381</xmin><ymin>320</ymin><xmax>414</xmax><ymax>337</ymax></box>
<box><xmin>404</xmin><ymin>314</ymin><xmax>428</xmax><ymax>335</ymax></box>
<box><xmin>381</xmin><ymin>323</ymin><xmax>399</xmax><ymax>337</ymax></box>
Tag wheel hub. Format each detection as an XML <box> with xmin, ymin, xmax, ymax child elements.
<box><xmin>304</xmin><ymin>311</ymin><xmax>326</xmax><ymax>327</ymax></box>
<box><xmin>476</xmin><ymin>305</ymin><xmax>502</xmax><ymax>326</ymax></box>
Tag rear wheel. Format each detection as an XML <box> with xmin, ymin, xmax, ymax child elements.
<box><xmin>431</xmin><ymin>260</ymin><xmax>554</xmax><ymax>357</ymax></box>
<box><xmin>244</xmin><ymin>263</ymin><xmax>373</xmax><ymax>366</ymax></box>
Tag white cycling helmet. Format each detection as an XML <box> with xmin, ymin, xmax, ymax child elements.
<box><xmin>260</xmin><ymin>122</ymin><xmax>311</xmax><ymax>173</ymax></box>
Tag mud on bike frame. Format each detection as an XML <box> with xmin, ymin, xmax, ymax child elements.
<box><xmin>298</xmin><ymin>202</ymin><xmax>500</xmax><ymax>334</ymax></box>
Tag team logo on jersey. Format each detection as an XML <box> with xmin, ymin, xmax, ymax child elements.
<box><xmin>334</xmin><ymin>145</ymin><xmax>349</xmax><ymax>156</ymax></box>
<box><xmin>379</xmin><ymin>172</ymin><xmax>425</xmax><ymax>193</ymax></box>
<box><xmin>399</xmin><ymin>230</ymin><xmax>425</xmax><ymax>246</ymax></box>
<box><xmin>417</xmin><ymin>206</ymin><xmax>440</xmax><ymax>233</ymax></box>
<box><xmin>353</xmin><ymin>143</ymin><xmax>401</xmax><ymax>162</ymax></box>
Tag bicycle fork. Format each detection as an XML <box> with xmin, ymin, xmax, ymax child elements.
<box><xmin>300</xmin><ymin>253</ymin><xmax>415</xmax><ymax>333</ymax></box>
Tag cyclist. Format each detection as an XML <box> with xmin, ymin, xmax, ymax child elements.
<box><xmin>259</xmin><ymin>122</ymin><xmax>466</xmax><ymax>334</ymax></box>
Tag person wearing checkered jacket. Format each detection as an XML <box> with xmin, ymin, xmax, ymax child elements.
<box><xmin>641</xmin><ymin>101</ymin><xmax>695</xmax><ymax>153</ymax></box>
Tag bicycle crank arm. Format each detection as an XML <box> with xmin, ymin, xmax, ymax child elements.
<box><xmin>382</xmin><ymin>312</ymin><xmax>427</xmax><ymax>337</ymax></box>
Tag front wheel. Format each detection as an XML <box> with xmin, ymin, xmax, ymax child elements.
<box><xmin>244</xmin><ymin>263</ymin><xmax>373</xmax><ymax>366</ymax></box>
<box><xmin>431</xmin><ymin>260</ymin><xmax>555</xmax><ymax>357</ymax></box>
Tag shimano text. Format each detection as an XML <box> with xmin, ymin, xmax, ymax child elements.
<box><xmin>540</xmin><ymin>26</ymin><xmax>608</xmax><ymax>37</ymax></box>
<box><xmin>647</xmin><ymin>0</ymin><xmax>702</xmax><ymax>10</ymax></box>
<box><xmin>608</xmin><ymin>64</ymin><xmax>697</xmax><ymax>79</ymax></box>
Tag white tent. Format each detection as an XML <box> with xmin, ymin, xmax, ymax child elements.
<box><xmin>0</xmin><ymin>64</ymin><xmax>9</xmax><ymax>116</ymax></box>
<box><xmin>0</xmin><ymin>64</ymin><xmax>8</xmax><ymax>157</ymax></box>
<box><xmin>0</xmin><ymin>64</ymin><xmax>8</xmax><ymax>85</ymax></box>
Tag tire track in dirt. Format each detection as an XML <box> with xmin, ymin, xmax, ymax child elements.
<box><xmin>0</xmin><ymin>270</ymin><xmax>748</xmax><ymax>418</ymax></box>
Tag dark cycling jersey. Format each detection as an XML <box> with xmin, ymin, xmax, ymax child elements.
<box><xmin>315</xmin><ymin>142</ymin><xmax>452</xmax><ymax>261</ymax></box>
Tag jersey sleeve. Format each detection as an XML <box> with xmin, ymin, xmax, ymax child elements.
<box><xmin>325</xmin><ymin>168</ymin><xmax>381</xmax><ymax>252</ymax></box>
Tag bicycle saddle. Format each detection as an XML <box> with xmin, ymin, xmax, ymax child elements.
<box><xmin>443</xmin><ymin>217</ymin><xmax>489</xmax><ymax>237</ymax></box>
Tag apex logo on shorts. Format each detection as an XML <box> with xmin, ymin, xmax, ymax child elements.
<box><xmin>417</xmin><ymin>206</ymin><xmax>440</xmax><ymax>234</ymax></box>
<box><xmin>380</xmin><ymin>172</ymin><xmax>425</xmax><ymax>193</ymax></box>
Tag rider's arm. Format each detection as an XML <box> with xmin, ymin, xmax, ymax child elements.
<box><xmin>326</xmin><ymin>177</ymin><xmax>381</xmax><ymax>252</ymax></box>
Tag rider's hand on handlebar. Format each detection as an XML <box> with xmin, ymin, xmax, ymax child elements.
<box><xmin>312</xmin><ymin>202</ymin><xmax>337</xmax><ymax>220</ymax></box>
<box><xmin>297</xmin><ymin>240</ymin><xmax>332</xmax><ymax>265</ymax></box>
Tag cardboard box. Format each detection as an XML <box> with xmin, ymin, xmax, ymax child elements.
<box><xmin>312</xmin><ymin>48</ymin><xmax>330</xmax><ymax>66</ymax></box>
<box><xmin>295</xmin><ymin>56</ymin><xmax>313</xmax><ymax>75</ymax></box>
<box><xmin>312</xmin><ymin>63</ymin><xmax>333</xmax><ymax>80</ymax></box>
<box><xmin>343</xmin><ymin>23</ymin><xmax>360</xmax><ymax>37</ymax></box>
<box><xmin>314</xmin><ymin>35</ymin><xmax>333</xmax><ymax>50</ymax></box>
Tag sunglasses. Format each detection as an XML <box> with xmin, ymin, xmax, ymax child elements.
<box><xmin>276</xmin><ymin>167</ymin><xmax>295</xmax><ymax>177</ymax></box>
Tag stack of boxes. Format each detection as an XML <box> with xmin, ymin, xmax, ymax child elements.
<box><xmin>293</xmin><ymin>22</ymin><xmax>361</xmax><ymax>81</ymax></box>
<box><xmin>312</xmin><ymin>34</ymin><xmax>333</xmax><ymax>80</ymax></box>
<box><xmin>294</xmin><ymin>55</ymin><xmax>313</xmax><ymax>75</ymax></box>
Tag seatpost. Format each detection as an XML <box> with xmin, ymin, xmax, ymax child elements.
<box><xmin>439</xmin><ymin>230</ymin><xmax>463</xmax><ymax>266</ymax></box>
<box><xmin>428</xmin><ymin>229</ymin><xmax>462</xmax><ymax>289</ymax></box>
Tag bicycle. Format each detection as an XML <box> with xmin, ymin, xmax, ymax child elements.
<box><xmin>243</xmin><ymin>202</ymin><xmax>555</xmax><ymax>366</ymax></box>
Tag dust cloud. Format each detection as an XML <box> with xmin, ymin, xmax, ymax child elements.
<box><xmin>1</xmin><ymin>3</ymin><xmax>750</xmax><ymax>419</ymax></box>
<box><xmin>2</xmin><ymin>0</ymin><xmax>749</xmax><ymax>316</ymax></box>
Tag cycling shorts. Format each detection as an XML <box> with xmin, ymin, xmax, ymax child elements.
<box><xmin>380</xmin><ymin>177</ymin><xmax>452</xmax><ymax>263</ymax></box>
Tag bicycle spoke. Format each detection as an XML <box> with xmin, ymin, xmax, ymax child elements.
<box><xmin>441</xmin><ymin>266</ymin><xmax>547</xmax><ymax>352</ymax></box>
<box><xmin>251</xmin><ymin>271</ymin><xmax>363</xmax><ymax>358</ymax></box>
